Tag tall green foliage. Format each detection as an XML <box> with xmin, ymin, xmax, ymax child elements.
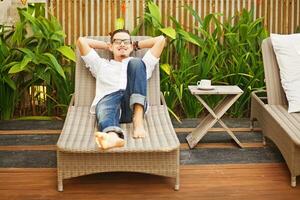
<box><xmin>0</xmin><ymin>4</ymin><xmax>75</xmax><ymax>119</ymax></box>
<box><xmin>134</xmin><ymin>2</ymin><xmax>268</xmax><ymax>119</ymax></box>
<box><xmin>0</xmin><ymin>25</ymin><xmax>17</xmax><ymax>119</ymax></box>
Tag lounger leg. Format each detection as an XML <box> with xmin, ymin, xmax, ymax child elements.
<box><xmin>57</xmin><ymin>172</ymin><xmax>64</xmax><ymax>192</ymax></box>
<box><xmin>250</xmin><ymin>119</ymin><xmax>255</xmax><ymax>131</ymax></box>
<box><xmin>174</xmin><ymin>148</ymin><xmax>180</xmax><ymax>191</ymax></box>
<box><xmin>57</xmin><ymin>151</ymin><xmax>64</xmax><ymax>192</ymax></box>
<box><xmin>58</xmin><ymin>179</ymin><xmax>63</xmax><ymax>192</ymax></box>
<box><xmin>174</xmin><ymin>175</ymin><xmax>180</xmax><ymax>191</ymax></box>
<box><xmin>291</xmin><ymin>176</ymin><xmax>296</xmax><ymax>187</ymax></box>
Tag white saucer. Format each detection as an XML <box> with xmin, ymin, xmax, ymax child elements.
<box><xmin>197</xmin><ymin>86</ymin><xmax>215</xmax><ymax>90</ymax></box>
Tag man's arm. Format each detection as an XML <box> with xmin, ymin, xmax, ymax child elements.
<box><xmin>76</xmin><ymin>37</ymin><xmax>109</xmax><ymax>56</ymax></box>
<box><xmin>137</xmin><ymin>35</ymin><xmax>166</xmax><ymax>58</ymax></box>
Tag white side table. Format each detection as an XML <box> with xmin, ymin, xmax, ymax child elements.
<box><xmin>186</xmin><ymin>85</ymin><xmax>244</xmax><ymax>149</ymax></box>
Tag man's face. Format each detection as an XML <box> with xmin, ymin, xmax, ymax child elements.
<box><xmin>110</xmin><ymin>32</ymin><xmax>133</xmax><ymax>59</ymax></box>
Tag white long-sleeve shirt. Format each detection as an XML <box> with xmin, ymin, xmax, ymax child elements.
<box><xmin>81</xmin><ymin>49</ymin><xmax>159</xmax><ymax>114</ymax></box>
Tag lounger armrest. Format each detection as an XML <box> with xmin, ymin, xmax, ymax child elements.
<box><xmin>160</xmin><ymin>92</ymin><xmax>167</xmax><ymax>106</ymax></box>
<box><xmin>251</xmin><ymin>90</ymin><xmax>267</xmax><ymax>106</ymax></box>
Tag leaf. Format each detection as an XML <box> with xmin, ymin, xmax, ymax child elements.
<box><xmin>36</xmin><ymin>67</ymin><xmax>51</xmax><ymax>85</ymax></box>
<box><xmin>167</xmin><ymin>106</ymin><xmax>181</xmax><ymax>123</ymax></box>
<box><xmin>56</xmin><ymin>46</ymin><xmax>75</xmax><ymax>62</ymax></box>
<box><xmin>239</xmin><ymin>24</ymin><xmax>248</xmax><ymax>41</ymax></box>
<box><xmin>8</xmin><ymin>56</ymin><xmax>31</xmax><ymax>74</ymax></box>
<box><xmin>131</xmin><ymin>21</ymin><xmax>144</xmax><ymax>35</ymax></box>
<box><xmin>44</xmin><ymin>53</ymin><xmax>66</xmax><ymax>79</ymax></box>
<box><xmin>0</xmin><ymin>39</ymin><xmax>9</xmax><ymax>58</ymax></box>
<box><xmin>8</xmin><ymin>63</ymin><xmax>22</xmax><ymax>74</ymax></box>
<box><xmin>160</xmin><ymin>63</ymin><xmax>172</xmax><ymax>76</ymax></box>
<box><xmin>50</xmin><ymin>33</ymin><xmax>64</xmax><ymax>42</ymax></box>
<box><xmin>11</xmin><ymin>21</ymin><xmax>26</xmax><ymax>46</ymax></box>
<box><xmin>177</xmin><ymin>30</ymin><xmax>200</xmax><ymax>46</ymax></box>
<box><xmin>18</xmin><ymin>48</ymin><xmax>35</xmax><ymax>59</ymax></box>
<box><xmin>115</xmin><ymin>18</ymin><xmax>125</xmax><ymax>30</ymax></box>
<box><xmin>169</xmin><ymin>16</ymin><xmax>183</xmax><ymax>30</ymax></box>
<box><xmin>148</xmin><ymin>2</ymin><xmax>161</xmax><ymax>25</ymax></box>
<box><xmin>159</xmin><ymin>27</ymin><xmax>176</xmax><ymax>39</ymax></box>
<box><xmin>53</xmin><ymin>30</ymin><xmax>66</xmax><ymax>38</ymax></box>
<box><xmin>202</xmin><ymin>14</ymin><xmax>214</xmax><ymax>31</ymax></box>
<box><xmin>20</xmin><ymin>56</ymin><xmax>32</xmax><ymax>70</ymax></box>
<box><xmin>3</xmin><ymin>75</ymin><xmax>16</xmax><ymax>90</ymax></box>
<box><xmin>184</xmin><ymin>5</ymin><xmax>203</xmax><ymax>25</ymax></box>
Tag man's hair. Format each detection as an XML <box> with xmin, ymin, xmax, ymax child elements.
<box><xmin>109</xmin><ymin>29</ymin><xmax>131</xmax><ymax>42</ymax></box>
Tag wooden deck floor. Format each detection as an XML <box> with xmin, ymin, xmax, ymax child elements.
<box><xmin>0</xmin><ymin>119</ymin><xmax>298</xmax><ymax>199</ymax></box>
<box><xmin>1</xmin><ymin>163</ymin><xmax>299</xmax><ymax>200</ymax></box>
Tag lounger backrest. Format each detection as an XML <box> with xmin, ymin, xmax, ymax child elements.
<box><xmin>74</xmin><ymin>36</ymin><xmax>161</xmax><ymax>107</ymax></box>
<box><xmin>261</xmin><ymin>38</ymin><xmax>287</xmax><ymax>105</ymax></box>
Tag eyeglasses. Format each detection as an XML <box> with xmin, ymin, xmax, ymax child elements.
<box><xmin>112</xmin><ymin>39</ymin><xmax>131</xmax><ymax>45</ymax></box>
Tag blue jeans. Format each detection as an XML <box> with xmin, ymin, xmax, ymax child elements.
<box><xmin>95</xmin><ymin>58</ymin><xmax>147</xmax><ymax>139</ymax></box>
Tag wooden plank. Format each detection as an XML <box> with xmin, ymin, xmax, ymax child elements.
<box><xmin>189</xmin><ymin>85</ymin><xmax>243</xmax><ymax>95</ymax></box>
<box><xmin>62</xmin><ymin>0</ymin><xmax>65</xmax><ymax>40</ymax></box>
<box><xmin>90</xmin><ymin>0</ymin><xmax>94</xmax><ymax>35</ymax></box>
<box><xmin>50</xmin><ymin>0</ymin><xmax>300</xmax><ymax>45</ymax></box>
<box><xmin>0</xmin><ymin>163</ymin><xmax>299</xmax><ymax>199</ymax></box>
<box><xmin>80</xmin><ymin>0</ymin><xmax>83</xmax><ymax>36</ymax></box>
<box><xmin>295</xmin><ymin>0</ymin><xmax>298</xmax><ymax>32</ymax></box>
<box><xmin>0</xmin><ymin>127</ymin><xmax>262</xmax><ymax>135</ymax></box>
<box><xmin>0</xmin><ymin>130</ymin><xmax>61</xmax><ymax>135</ymax></box>
<box><xmin>0</xmin><ymin>168</ymin><xmax>55</xmax><ymax>172</ymax></box>
<box><xmin>3</xmin><ymin>142</ymin><xmax>270</xmax><ymax>151</ymax></box>
<box><xmin>0</xmin><ymin>140</ymin><xmax>263</xmax><ymax>151</ymax></box>
<box><xmin>270</xmin><ymin>0</ymin><xmax>273</xmax><ymax>33</ymax></box>
<box><xmin>180</xmin><ymin>142</ymin><xmax>264</xmax><ymax>149</ymax></box>
<box><xmin>97</xmin><ymin>0</ymin><xmax>100</xmax><ymax>35</ymax></box>
<box><xmin>0</xmin><ymin>145</ymin><xmax>56</xmax><ymax>151</ymax></box>
<box><xmin>68</xmin><ymin>0</ymin><xmax>71</xmax><ymax>44</ymax></box>
<box><xmin>0</xmin><ymin>143</ymin><xmax>263</xmax><ymax>151</ymax></box>
<box><xmin>176</xmin><ymin>127</ymin><xmax>262</xmax><ymax>133</ymax></box>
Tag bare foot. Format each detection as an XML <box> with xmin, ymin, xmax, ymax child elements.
<box><xmin>94</xmin><ymin>132</ymin><xmax>102</xmax><ymax>148</ymax></box>
<box><xmin>95</xmin><ymin>132</ymin><xmax>125</xmax><ymax>150</ymax></box>
<box><xmin>133</xmin><ymin>118</ymin><xmax>146</xmax><ymax>138</ymax></box>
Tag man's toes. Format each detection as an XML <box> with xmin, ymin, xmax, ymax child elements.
<box><xmin>98</xmin><ymin>137</ymin><xmax>109</xmax><ymax>149</ymax></box>
<box><xmin>116</xmin><ymin>139</ymin><xmax>125</xmax><ymax>147</ymax></box>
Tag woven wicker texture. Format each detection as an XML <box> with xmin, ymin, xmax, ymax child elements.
<box><xmin>250</xmin><ymin>37</ymin><xmax>300</xmax><ymax>187</ymax></box>
<box><xmin>261</xmin><ymin>38</ymin><xmax>288</xmax><ymax>105</ymax></box>
<box><xmin>266</xmin><ymin>105</ymin><xmax>300</xmax><ymax>144</ymax></box>
<box><xmin>57</xmin><ymin>150</ymin><xmax>179</xmax><ymax>180</ymax></box>
<box><xmin>57</xmin><ymin>105</ymin><xmax>179</xmax><ymax>153</ymax></box>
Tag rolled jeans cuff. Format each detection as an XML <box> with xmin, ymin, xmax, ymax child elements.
<box><xmin>129</xmin><ymin>93</ymin><xmax>147</xmax><ymax>111</ymax></box>
<box><xmin>102</xmin><ymin>126</ymin><xmax>124</xmax><ymax>139</ymax></box>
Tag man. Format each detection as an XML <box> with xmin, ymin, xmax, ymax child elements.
<box><xmin>76</xmin><ymin>29</ymin><xmax>165</xmax><ymax>150</ymax></box>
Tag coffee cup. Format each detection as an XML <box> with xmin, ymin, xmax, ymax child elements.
<box><xmin>197</xmin><ymin>79</ymin><xmax>211</xmax><ymax>88</ymax></box>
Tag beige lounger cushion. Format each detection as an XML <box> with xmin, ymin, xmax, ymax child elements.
<box><xmin>57</xmin><ymin>105</ymin><xmax>179</xmax><ymax>153</ymax></box>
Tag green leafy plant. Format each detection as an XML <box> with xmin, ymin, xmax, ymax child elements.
<box><xmin>179</xmin><ymin>7</ymin><xmax>268</xmax><ymax>117</ymax></box>
<box><xmin>0</xmin><ymin>25</ymin><xmax>17</xmax><ymax>119</ymax></box>
<box><xmin>134</xmin><ymin>2</ymin><xmax>267</xmax><ymax>119</ymax></box>
<box><xmin>0</xmin><ymin>4</ymin><xmax>75</xmax><ymax>119</ymax></box>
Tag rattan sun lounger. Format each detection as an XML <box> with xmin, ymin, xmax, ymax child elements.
<box><xmin>56</xmin><ymin>36</ymin><xmax>180</xmax><ymax>191</ymax></box>
<box><xmin>250</xmin><ymin>38</ymin><xmax>300</xmax><ymax>187</ymax></box>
